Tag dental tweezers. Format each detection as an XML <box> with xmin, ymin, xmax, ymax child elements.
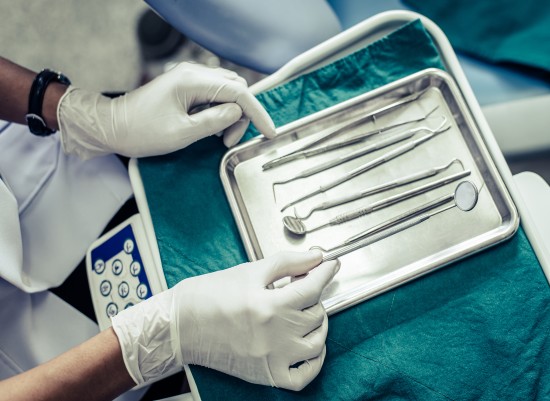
<box><xmin>262</xmin><ymin>89</ymin><xmax>431</xmax><ymax>170</ymax></box>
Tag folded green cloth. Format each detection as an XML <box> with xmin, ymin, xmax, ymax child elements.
<box><xmin>404</xmin><ymin>0</ymin><xmax>550</xmax><ymax>73</ymax></box>
<box><xmin>138</xmin><ymin>20</ymin><xmax>550</xmax><ymax>400</ymax></box>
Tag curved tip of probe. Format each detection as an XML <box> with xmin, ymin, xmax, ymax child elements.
<box><xmin>272</xmin><ymin>178</ymin><xmax>294</xmax><ymax>201</ymax></box>
<box><xmin>425</xmin><ymin>105</ymin><xmax>440</xmax><ymax>118</ymax></box>
<box><xmin>434</xmin><ymin>117</ymin><xmax>451</xmax><ymax>135</ymax></box>
<box><xmin>449</xmin><ymin>158</ymin><xmax>465</xmax><ymax>170</ymax></box>
<box><xmin>293</xmin><ymin>207</ymin><xmax>313</xmax><ymax>220</ymax></box>
<box><xmin>293</xmin><ymin>207</ymin><xmax>306</xmax><ymax>220</ymax></box>
<box><xmin>434</xmin><ymin>116</ymin><xmax>449</xmax><ymax>131</ymax></box>
<box><xmin>272</xmin><ymin>182</ymin><xmax>278</xmax><ymax>201</ymax></box>
<box><xmin>416</xmin><ymin>87</ymin><xmax>430</xmax><ymax>99</ymax></box>
<box><xmin>280</xmin><ymin>202</ymin><xmax>291</xmax><ymax>213</ymax></box>
<box><xmin>309</xmin><ymin>245</ymin><xmax>328</xmax><ymax>253</ymax></box>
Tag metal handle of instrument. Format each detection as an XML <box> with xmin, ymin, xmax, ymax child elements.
<box><xmin>344</xmin><ymin>192</ymin><xmax>455</xmax><ymax>243</ymax></box>
<box><xmin>262</xmin><ymin>90</ymin><xmax>429</xmax><ymax>170</ymax></box>
<box><xmin>328</xmin><ymin>170</ymin><xmax>470</xmax><ymax>225</ymax></box>
<box><xmin>322</xmin><ymin>215</ymin><xmax>430</xmax><ymax>261</ymax></box>
<box><xmin>298</xmin><ymin>130</ymin><xmax>415</xmax><ymax>178</ymax></box>
<box><xmin>280</xmin><ymin>128</ymin><xmax>450</xmax><ymax>211</ymax></box>
<box><xmin>297</xmin><ymin>159</ymin><xmax>461</xmax><ymax>218</ymax></box>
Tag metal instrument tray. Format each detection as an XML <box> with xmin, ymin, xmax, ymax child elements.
<box><xmin>220</xmin><ymin>68</ymin><xmax>518</xmax><ymax>315</ymax></box>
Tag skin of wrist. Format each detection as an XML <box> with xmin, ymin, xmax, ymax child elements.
<box><xmin>43</xmin><ymin>81</ymin><xmax>69</xmax><ymax>131</ymax></box>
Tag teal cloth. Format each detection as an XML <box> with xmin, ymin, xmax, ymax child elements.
<box><xmin>137</xmin><ymin>20</ymin><xmax>550</xmax><ymax>400</ymax></box>
<box><xmin>404</xmin><ymin>0</ymin><xmax>550</xmax><ymax>73</ymax></box>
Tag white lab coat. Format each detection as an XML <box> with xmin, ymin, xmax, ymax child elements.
<box><xmin>0</xmin><ymin>121</ymin><xmax>146</xmax><ymax>400</ymax></box>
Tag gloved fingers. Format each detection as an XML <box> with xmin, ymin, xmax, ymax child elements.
<box><xmin>299</xmin><ymin>302</ymin><xmax>326</xmax><ymax>334</ymax></box>
<box><xmin>222</xmin><ymin>117</ymin><xmax>250</xmax><ymax>147</ymax></box>
<box><xmin>225</xmin><ymin>73</ymin><xmax>248</xmax><ymax>86</ymax></box>
<box><xmin>182</xmin><ymin>103</ymin><xmax>243</xmax><ymax>142</ymax></box>
<box><xmin>208</xmin><ymin>65</ymin><xmax>244</xmax><ymax>83</ymax></box>
<box><xmin>283</xmin><ymin>346</ymin><xmax>326</xmax><ymax>391</ymax></box>
<box><xmin>234</xmin><ymin>91</ymin><xmax>276</xmax><ymax>140</ymax></box>
<box><xmin>281</xmin><ymin>259</ymin><xmax>340</xmax><ymax>310</ymax></box>
<box><xmin>208</xmin><ymin>81</ymin><xmax>276</xmax><ymax>139</ymax></box>
<box><xmin>262</xmin><ymin>250</ymin><xmax>323</xmax><ymax>286</ymax></box>
<box><xmin>289</xmin><ymin>312</ymin><xmax>328</xmax><ymax>364</ymax></box>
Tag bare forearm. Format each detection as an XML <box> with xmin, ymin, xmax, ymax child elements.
<box><xmin>0</xmin><ymin>57</ymin><xmax>67</xmax><ymax>130</ymax></box>
<box><xmin>0</xmin><ymin>328</ymin><xmax>134</xmax><ymax>401</ymax></box>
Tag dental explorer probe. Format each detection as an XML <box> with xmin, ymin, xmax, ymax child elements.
<box><xmin>272</xmin><ymin>116</ymin><xmax>447</xmax><ymax>196</ymax></box>
<box><xmin>279</xmin><ymin>126</ymin><xmax>451</xmax><ymax>212</ymax></box>
<box><xmin>262</xmin><ymin>89</ymin><xmax>431</xmax><ymax>170</ymax></box>
<box><xmin>282</xmin><ymin>169</ymin><xmax>471</xmax><ymax>235</ymax></box>
<box><xmin>293</xmin><ymin>158</ymin><xmax>463</xmax><ymax>219</ymax></box>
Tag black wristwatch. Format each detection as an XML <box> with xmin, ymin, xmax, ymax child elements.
<box><xmin>26</xmin><ymin>69</ymin><xmax>71</xmax><ymax>136</ymax></box>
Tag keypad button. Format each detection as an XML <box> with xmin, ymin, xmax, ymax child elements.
<box><xmin>94</xmin><ymin>259</ymin><xmax>105</xmax><ymax>274</ymax></box>
<box><xmin>106</xmin><ymin>302</ymin><xmax>119</xmax><ymax>318</ymax></box>
<box><xmin>100</xmin><ymin>280</ymin><xmax>112</xmax><ymax>296</ymax></box>
<box><xmin>130</xmin><ymin>261</ymin><xmax>141</xmax><ymax>276</ymax></box>
<box><xmin>124</xmin><ymin>239</ymin><xmax>134</xmax><ymax>254</ymax></box>
<box><xmin>112</xmin><ymin>259</ymin><xmax>123</xmax><ymax>275</ymax></box>
<box><xmin>137</xmin><ymin>283</ymin><xmax>148</xmax><ymax>299</ymax></box>
<box><xmin>118</xmin><ymin>281</ymin><xmax>130</xmax><ymax>298</ymax></box>
<box><xmin>125</xmin><ymin>302</ymin><xmax>135</xmax><ymax>310</ymax></box>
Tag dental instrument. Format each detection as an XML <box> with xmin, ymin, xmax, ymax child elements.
<box><xmin>293</xmin><ymin>158</ymin><xmax>463</xmax><ymax>219</ymax></box>
<box><xmin>262</xmin><ymin>90</ymin><xmax>432</xmax><ymax>170</ymax></box>
<box><xmin>282</xmin><ymin>169</ymin><xmax>471</xmax><ymax>235</ymax></box>
<box><xmin>279</xmin><ymin>125</ymin><xmax>451</xmax><ymax>211</ymax></box>
<box><xmin>272</xmin><ymin>116</ymin><xmax>447</xmax><ymax>197</ymax></box>
<box><xmin>343</xmin><ymin>192</ymin><xmax>457</xmax><ymax>245</ymax></box>
<box><xmin>318</xmin><ymin>180</ymin><xmax>480</xmax><ymax>261</ymax></box>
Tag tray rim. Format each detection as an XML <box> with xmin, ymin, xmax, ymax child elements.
<box><xmin>221</xmin><ymin>68</ymin><xmax>520</xmax><ymax>314</ymax></box>
<box><xmin>220</xmin><ymin>68</ymin><xmax>519</xmax><ymax>269</ymax></box>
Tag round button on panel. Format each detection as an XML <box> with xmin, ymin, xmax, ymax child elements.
<box><xmin>106</xmin><ymin>302</ymin><xmax>119</xmax><ymax>318</ymax></box>
<box><xmin>118</xmin><ymin>281</ymin><xmax>130</xmax><ymax>298</ymax></box>
<box><xmin>130</xmin><ymin>261</ymin><xmax>141</xmax><ymax>276</ymax></box>
<box><xmin>125</xmin><ymin>302</ymin><xmax>135</xmax><ymax>310</ymax></box>
<box><xmin>136</xmin><ymin>283</ymin><xmax>148</xmax><ymax>299</ymax></box>
<box><xmin>112</xmin><ymin>259</ymin><xmax>123</xmax><ymax>276</ymax></box>
<box><xmin>94</xmin><ymin>259</ymin><xmax>105</xmax><ymax>274</ymax></box>
<box><xmin>100</xmin><ymin>280</ymin><xmax>112</xmax><ymax>296</ymax></box>
<box><xmin>124</xmin><ymin>239</ymin><xmax>134</xmax><ymax>254</ymax></box>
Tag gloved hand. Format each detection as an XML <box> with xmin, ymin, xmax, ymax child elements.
<box><xmin>112</xmin><ymin>251</ymin><xmax>339</xmax><ymax>391</ymax></box>
<box><xmin>57</xmin><ymin>62</ymin><xmax>276</xmax><ymax>159</ymax></box>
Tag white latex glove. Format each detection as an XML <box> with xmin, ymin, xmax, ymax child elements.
<box><xmin>57</xmin><ymin>62</ymin><xmax>276</xmax><ymax>159</ymax></box>
<box><xmin>112</xmin><ymin>251</ymin><xmax>340</xmax><ymax>391</ymax></box>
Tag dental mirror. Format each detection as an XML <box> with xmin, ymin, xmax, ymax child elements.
<box><xmin>307</xmin><ymin>180</ymin><xmax>480</xmax><ymax>261</ymax></box>
<box><xmin>282</xmin><ymin>170</ymin><xmax>472</xmax><ymax>236</ymax></box>
<box><xmin>454</xmin><ymin>180</ymin><xmax>478</xmax><ymax>211</ymax></box>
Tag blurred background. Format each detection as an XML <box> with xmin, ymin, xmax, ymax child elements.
<box><xmin>2</xmin><ymin>0</ymin><xmax>548</xmax><ymax>182</ymax></box>
<box><xmin>0</xmin><ymin>0</ymin><xmax>264</xmax><ymax>92</ymax></box>
<box><xmin>1</xmin><ymin>1</ymin><xmax>549</xmax><ymax>400</ymax></box>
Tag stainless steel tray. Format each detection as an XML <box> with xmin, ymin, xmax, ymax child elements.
<box><xmin>220</xmin><ymin>68</ymin><xmax>518</xmax><ymax>315</ymax></box>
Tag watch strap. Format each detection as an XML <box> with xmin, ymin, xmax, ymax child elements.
<box><xmin>26</xmin><ymin>69</ymin><xmax>71</xmax><ymax>136</ymax></box>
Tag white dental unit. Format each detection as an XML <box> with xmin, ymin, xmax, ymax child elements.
<box><xmin>85</xmin><ymin>10</ymin><xmax>550</xmax><ymax>400</ymax></box>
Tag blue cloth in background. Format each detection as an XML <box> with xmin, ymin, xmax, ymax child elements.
<box><xmin>138</xmin><ymin>20</ymin><xmax>550</xmax><ymax>400</ymax></box>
